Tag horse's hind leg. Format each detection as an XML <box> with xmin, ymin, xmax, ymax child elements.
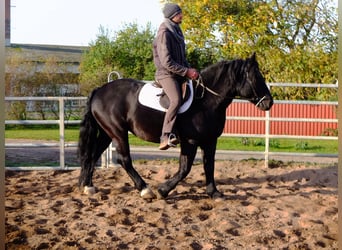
<box><xmin>114</xmin><ymin>133</ymin><xmax>156</xmax><ymax>199</ymax></box>
<box><xmin>158</xmin><ymin>141</ymin><xmax>197</xmax><ymax>198</ymax></box>
<box><xmin>79</xmin><ymin>127</ymin><xmax>111</xmax><ymax>194</ymax></box>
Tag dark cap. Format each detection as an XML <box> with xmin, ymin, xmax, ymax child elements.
<box><xmin>163</xmin><ymin>3</ymin><xmax>182</xmax><ymax>19</ymax></box>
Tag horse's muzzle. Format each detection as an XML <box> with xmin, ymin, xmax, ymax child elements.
<box><xmin>256</xmin><ymin>95</ymin><xmax>273</xmax><ymax>111</ymax></box>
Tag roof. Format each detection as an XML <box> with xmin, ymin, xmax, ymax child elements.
<box><xmin>6</xmin><ymin>43</ymin><xmax>89</xmax><ymax>63</ymax></box>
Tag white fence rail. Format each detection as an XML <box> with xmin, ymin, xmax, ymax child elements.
<box><xmin>5</xmin><ymin>82</ymin><xmax>338</xmax><ymax>168</ymax></box>
<box><xmin>5</xmin><ymin>96</ymin><xmax>86</xmax><ymax>168</ymax></box>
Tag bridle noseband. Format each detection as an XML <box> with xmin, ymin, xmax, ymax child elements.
<box><xmin>243</xmin><ymin>72</ymin><xmax>268</xmax><ymax>107</ymax></box>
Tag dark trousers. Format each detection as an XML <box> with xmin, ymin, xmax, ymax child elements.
<box><xmin>158</xmin><ymin>77</ymin><xmax>182</xmax><ymax>136</ymax></box>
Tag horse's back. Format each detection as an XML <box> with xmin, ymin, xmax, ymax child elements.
<box><xmin>93</xmin><ymin>78</ymin><xmax>144</xmax><ymax>102</ymax></box>
<box><xmin>90</xmin><ymin>78</ymin><xmax>144</xmax><ymax>124</ymax></box>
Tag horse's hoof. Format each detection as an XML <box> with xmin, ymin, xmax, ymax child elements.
<box><xmin>84</xmin><ymin>186</ymin><xmax>96</xmax><ymax>195</ymax></box>
<box><xmin>140</xmin><ymin>186</ymin><xmax>156</xmax><ymax>200</ymax></box>
<box><xmin>157</xmin><ymin>187</ymin><xmax>169</xmax><ymax>199</ymax></box>
<box><xmin>211</xmin><ymin>191</ymin><xmax>225</xmax><ymax>201</ymax></box>
<box><xmin>214</xmin><ymin>195</ymin><xmax>225</xmax><ymax>202</ymax></box>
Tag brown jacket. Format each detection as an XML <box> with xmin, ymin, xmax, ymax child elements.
<box><xmin>153</xmin><ymin>21</ymin><xmax>189</xmax><ymax>82</ymax></box>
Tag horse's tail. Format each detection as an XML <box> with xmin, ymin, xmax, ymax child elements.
<box><xmin>78</xmin><ymin>88</ymin><xmax>99</xmax><ymax>187</ymax></box>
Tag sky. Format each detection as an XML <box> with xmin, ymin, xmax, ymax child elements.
<box><xmin>10</xmin><ymin>0</ymin><xmax>164</xmax><ymax>46</ymax></box>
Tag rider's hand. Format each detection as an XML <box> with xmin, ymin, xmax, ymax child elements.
<box><xmin>186</xmin><ymin>68</ymin><xmax>199</xmax><ymax>80</ymax></box>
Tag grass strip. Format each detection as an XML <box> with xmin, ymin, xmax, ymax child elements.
<box><xmin>5</xmin><ymin>127</ymin><xmax>337</xmax><ymax>154</ymax></box>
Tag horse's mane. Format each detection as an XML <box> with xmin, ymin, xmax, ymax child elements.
<box><xmin>200</xmin><ymin>59</ymin><xmax>247</xmax><ymax>88</ymax></box>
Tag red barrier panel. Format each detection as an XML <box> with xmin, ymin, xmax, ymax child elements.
<box><xmin>224</xmin><ymin>102</ymin><xmax>337</xmax><ymax>136</ymax></box>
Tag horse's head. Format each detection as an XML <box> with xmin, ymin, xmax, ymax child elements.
<box><xmin>238</xmin><ymin>53</ymin><xmax>273</xmax><ymax>111</ymax></box>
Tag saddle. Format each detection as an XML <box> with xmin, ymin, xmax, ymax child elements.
<box><xmin>154</xmin><ymin>81</ymin><xmax>191</xmax><ymax>109</ymax></box>
<box><xmin>137</xmin><ymin>80</ymin><xmax>194</xmax><ymax>114</ymax></box>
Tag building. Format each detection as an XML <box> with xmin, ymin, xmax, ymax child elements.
<box><xmin>5</xmin><ymin>0</ymin><xmax>87</xmax><ymax>95</ymax></box>
<box><xmin>5</xmin><ymin>0</ymin><xmax>86</xmax><ymax>79</ymax></box>
<box><xmin>5</xmin><ymin>0</ymin><xmax>88</xmax><ymax>119</ymax></box>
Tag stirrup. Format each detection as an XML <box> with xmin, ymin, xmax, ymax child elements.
<box><xmin>168</xmin><ymin>133</ymin><xmax>178</xmax><ymax>147</ymax></box>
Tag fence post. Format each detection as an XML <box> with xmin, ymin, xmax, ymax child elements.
<box><xmin>264</xmin><ymin>110</ymin><xmax>270</xmax><ymax>168</ymax></box>
<box><xmin>100</xmin><ymin>71</ymin><xmax>121</xmax><ymax>168</ymax></box>
<box><xmin>59</xmin><ymin>97</ymin><xmax>65</xmax><ymax>168</ymax></box>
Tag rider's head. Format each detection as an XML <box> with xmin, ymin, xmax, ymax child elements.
<box><xmin>163</xmin><ymin>3</ymin><xmax>182</xmax><ymax>20</ymax></box>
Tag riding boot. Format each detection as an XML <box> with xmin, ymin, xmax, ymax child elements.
<box><xmin>159</xmin><ymin>134</ymin><xmax>170</xmax><ymax>150</ymax></box>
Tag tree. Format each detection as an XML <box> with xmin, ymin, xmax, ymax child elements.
<box><xmin>162</xmin><ymin>0</ymin><xmax>337</xmax><ymax>100</ymax></box>
<box><xmin>79</xmin><ymin>23</ymin><xmax>156</xmax><ymax>94</ymax></box>
<box><xmin>78</xmin><ymin>27</ymin><xmax>116</xmax><ymax>94</ymax></box>
<box><xmin>173</xmin><ymin>0</ymin><xmax>337</xmax><ymax>55</ymax></box>
<box><xmin>112</xmin><ymin>23</ymin><xmax>156</xmax><ymax>80</ymax></box>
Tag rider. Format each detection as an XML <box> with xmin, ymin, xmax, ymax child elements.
<box><xmin>153</xmin><ymin>3</ymin><xmax>199</xmax><ymax>150</ymax></box>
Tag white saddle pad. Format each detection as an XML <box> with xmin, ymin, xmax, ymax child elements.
<box><xmin>138</xmin><ymin>81</ymin><xmax>194</xmax><ymax>113</ymax></box>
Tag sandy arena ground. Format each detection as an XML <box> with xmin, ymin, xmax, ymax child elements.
<box><xmin>5</xmin><ymin>143</ymin><xmax>338</xmax><ymax>249</ymax></box>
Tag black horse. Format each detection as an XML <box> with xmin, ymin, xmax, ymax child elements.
<box><xmin>78</xmin><ymin>53</ymin><xmax>273</xmax><ymax>199</ymax></box>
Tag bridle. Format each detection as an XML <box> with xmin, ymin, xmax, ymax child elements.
<box><xmin>194</xmin><ymin>73</ymin><xmax>268</xmax><ymax>108</ymax></box>
<box><xmin>194</xmin><ymin>75</ymin><xmax>220</xmax><ymax>99</ymax></box>
<box><xmin>243</xmin><ymin>72</ymin><xmax>268</xmax><ymax>107</ymax></box>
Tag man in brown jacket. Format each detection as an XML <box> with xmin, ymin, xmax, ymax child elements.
<box><xmin>153</xmin><ymin>3</ymin><xmax>199</xmax><ymax>150</ymax></box>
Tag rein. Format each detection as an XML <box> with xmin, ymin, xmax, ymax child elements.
<box><xmin>194</xmin><ymin>75</ymin><xmax>220</xmax><ymax>99</ymax></box>
<box><xmin>194</xmin><ymin>73</ymin><xmax>267</xmax><ymax>108</ymax></box>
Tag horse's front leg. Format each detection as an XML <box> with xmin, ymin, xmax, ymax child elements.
<box><xmin>158</xmin><ymin>141</ymin><xmax>197</xmax><ymax>198</ymax></box>
<box><xmin>201</xmin><ymin>140</ymin><xmax>223</xmax><ymax>199</ymax></box>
